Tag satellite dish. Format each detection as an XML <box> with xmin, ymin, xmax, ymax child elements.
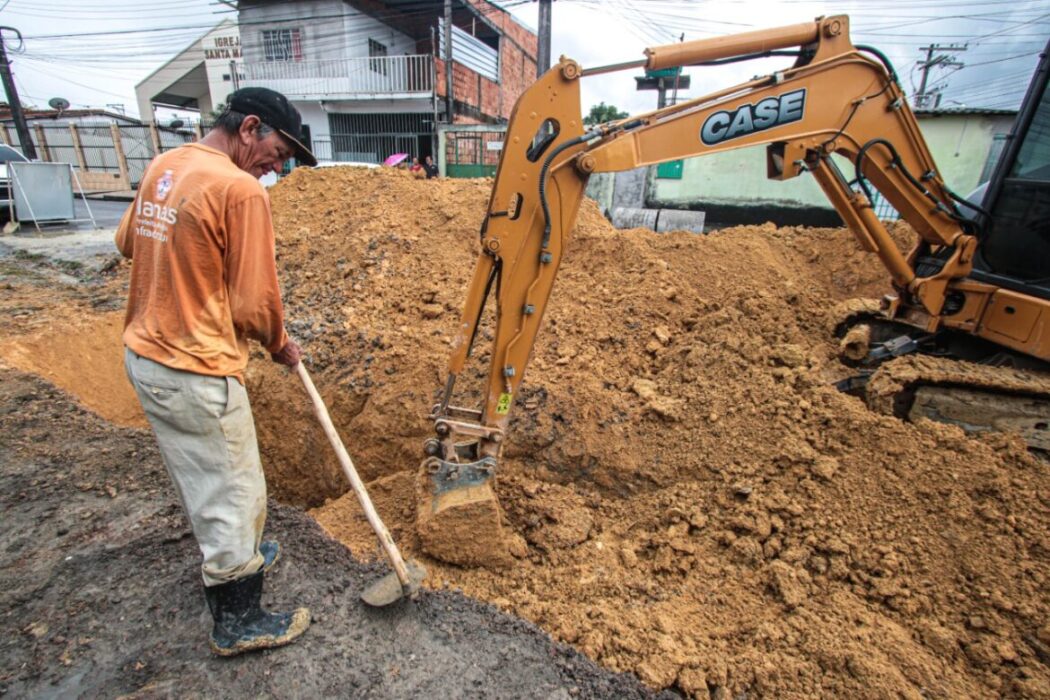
<box><xmin>48</xmin><ymin>97</ymin><xmax>70</xmax><ymax>113</ymax></box>
<box><xmin>169</xmin><ymin>118</ymin><xmax>185</xmax><ymax>129</ymax></box>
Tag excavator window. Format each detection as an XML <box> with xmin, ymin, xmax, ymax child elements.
<box><xmin>1012</xmin><ymin>89</ymin><xmax>1050</xmax><ymax>180</ymax></box>
<box><xmin>976</xmin><ymin>67</ymin><xmax>1050</xmax><ymax>296</ymax></box>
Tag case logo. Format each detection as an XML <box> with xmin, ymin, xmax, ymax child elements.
<box><xmin>700</xmin><ymin>89</ymin><xmax>807</xmax><ymax>146</ymax></box>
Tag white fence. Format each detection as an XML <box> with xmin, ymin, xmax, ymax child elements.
<box><xmin>242</xmin><ymin>54</ymin><xmax>433</xmax><ymax>100</ymax></box>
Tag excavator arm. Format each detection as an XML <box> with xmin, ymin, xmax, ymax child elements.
<box><xmin>416</xmin><ymin>15</ymin><xmax>1050</xmax><ymax>565</ymax></box>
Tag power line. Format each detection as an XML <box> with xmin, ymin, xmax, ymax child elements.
<box><xmin>964</xmin><ymin>50</ymin><xmax>1042</xmax><ymax>68</ymax></box>
<box><xmin>13</xmin><ymin>0</ymin><xmax>1044</xmax><ymax>118</ymax></box>
<box><xmin>971</xmin><ymin>11</ymin><xmax>1050</xmax><ymax>41</ymax></box>
<box><xmin>24</xmin><ymin>1</ymin><xmax>520</xmax><ymax>40</ymax></box>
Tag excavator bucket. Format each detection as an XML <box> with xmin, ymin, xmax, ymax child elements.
<box><xmin>414</xmin><ymin>443</ymin><xmax>516</xmax><ymax>567</ymax></box>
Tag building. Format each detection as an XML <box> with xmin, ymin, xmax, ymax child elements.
<box><xmin>235</xmin><ymin>0</ymin><xmax>537</xmax><ymax>164</ymax></box>
<box><xmin>134</xmin><ymin>2</ymin><xmax>537</xmax><ymax>166</ymax></box>
<box><xmin>135</xmin><ymin>19</ymin><xmax>242</xmax><ymax>124</ymax></box>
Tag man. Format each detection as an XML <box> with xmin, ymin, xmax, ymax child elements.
<box><xmin>423</xmin><ymin>154</ymin><xmax>439</xmax><ymax>179</ymax></box>
<box><xmin>116</xmin><ymin>87</ymin><xmax>317</xmax><ymax>657</ymax></box>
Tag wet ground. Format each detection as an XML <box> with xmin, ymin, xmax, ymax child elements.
<box><xmin>0</xmin><ymin>370</ymin><xmax>670</xmax><ymax>698</ymax></box>
<box><xmin>0</xmin><ymin>199</ymin><xmax>130</xmax><ymax>276</ymax></box>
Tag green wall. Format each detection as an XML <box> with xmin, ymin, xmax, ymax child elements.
<box><xmin>917</xmin><ymin>115</ymin><xmax>1012</xmax><ymax>195</ymax></box>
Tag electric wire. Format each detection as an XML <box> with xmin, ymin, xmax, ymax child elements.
<box><xmin>10</xmin><ymin>0</ymin><xmax>1045</xmax><ymax>115</ymax></box>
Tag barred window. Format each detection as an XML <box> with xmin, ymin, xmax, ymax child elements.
<box><xmin>368</xmin><ymin>38</ymin><xmax>388</xmax><ymax>75</ymax></box>
<box><xmin>262</xmin><ymin>28</ymin><xmax>303</xmax><ymax>62</ymax></box>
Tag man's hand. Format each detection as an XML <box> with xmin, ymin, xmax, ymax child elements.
<box><xmin>271</xmin><ymin>339</ymin><xmax>302</xmax><ymax>367</ymax></box>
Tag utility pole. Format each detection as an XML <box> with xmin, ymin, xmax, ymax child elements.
<box><xmin>915</xmin><ymin>43</ymin><xmax>966</xmax><ymax>110</ymax></box>
<box><xmin>444</xmin><ymin>0</ymin><xmax>454</xmax><ymax>123</ymax></box>
<box><xmin>0</xmin><ymin>27</ymin><xmax>36</xmax><ymax>160</ymax></box>
<box><xmin>536</xmin><ymin>0</ymin><xmax>552</xmax><ymax>78</ymax></box>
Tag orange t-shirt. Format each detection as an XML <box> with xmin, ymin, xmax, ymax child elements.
<box><xmin>116</xmin><ymin>143</ymin><xmax>288</xmax><ymax>379</ymax></box>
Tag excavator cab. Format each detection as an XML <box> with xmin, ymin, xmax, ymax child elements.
<box><xmin>973</xmin><ymin>38</ymin><xmax>1050</xmax><ymax>301</ymax></box>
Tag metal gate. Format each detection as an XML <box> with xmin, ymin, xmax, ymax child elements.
<box><xmin>439</xmin><ymin>125</ymin><xmax>506</xmax><ymax>178</ymax></box>
<box><xmin>327</xmin><ymin>112</ymin><xmax>433</xmax><ymax>164</ymax></box>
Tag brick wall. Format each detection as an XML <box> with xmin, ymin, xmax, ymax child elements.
<box><xmin>434</xmin><ymin>1</ymin><xmax>538</xmax><ymax>123</ymax></box>
<box><xmin>480</xmin><ymin>78</ymin><xmax>499</xmax><ymax>117</ymax></box>
<box><xmin>496</xmin><ymin>37</ymin><xmax>535</xmax><ymax>120</ymax></box>
<box><xmin>466</xmin><ymin>0</ymin><xmax>538</xmax><ymax>57</ymax></box>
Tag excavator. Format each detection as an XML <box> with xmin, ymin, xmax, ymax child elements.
<box><xmin>415</xmin><ymin>15</ymin><xmax>1050</xmax><ymax>566</ymax></box>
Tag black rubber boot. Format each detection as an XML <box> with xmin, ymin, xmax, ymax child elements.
<box><xmin>203</xmin><ymin>571</ymin><xmax>310</xmax><ymax>657</ymax></box>
<box><xmin>260</xmin><ymin>541</ymin><xmax>279</xmax><ymax>573</ymax></box>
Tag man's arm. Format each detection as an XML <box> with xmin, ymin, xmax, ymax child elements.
<box><xmin>224</xmin><ymin>193</ymin><xmax>289</xmax><ymax>356</ymax></box>
<box><xmin>114</xmin><ymin>201</ymin><xmax>136</xmax><ymax>258</ymax></box>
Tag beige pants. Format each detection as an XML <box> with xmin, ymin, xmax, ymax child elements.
<box><xmin>124</xmin><ymin>348</ymin><xmax>266</xmax><ymax>587</ymax></box>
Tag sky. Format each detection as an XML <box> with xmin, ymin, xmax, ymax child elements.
<box><xmin>2</xmin><ymin>0</ymin><xmax>1046</xmax><ymax>122</ymax></box>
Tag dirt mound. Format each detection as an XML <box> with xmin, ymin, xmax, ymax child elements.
<box><xmin>255</xmin><ymin>167</ymin><xmax>912</xmax><ymax>509</ymax></box>
<box><xmin>0</xmin><ymin>309</ymin><xmax>146</xmax><ymax>429</ymax></box>
<box><xmin>4</xmin><ymin>166</ymin><xmax>1047</xmax><ymax>698</ymax></box>
<box><xmin>257</xmin><ymin>167</ymin><xmax>1050</xmax><ymax>699</ymax></box>
<box><xmin>0</xmin><ymin>249</ymin><xmax>139</xmax><ymax>427</ymax></box>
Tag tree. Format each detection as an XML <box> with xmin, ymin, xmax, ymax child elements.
<box><xmin>583</xmin><ymin>102</ymin><xmax>629</xmax><ymax>126</ymax></box>
<box><xmin>206</xmin><ymin>102</ymin><xmax>227</xmax><ymax>123</ymax></box>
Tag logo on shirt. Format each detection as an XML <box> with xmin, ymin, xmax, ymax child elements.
<box><xmin>156</xmin><ymin>170</ymin><xmax>174</xmax><ymax>201</ymax></box>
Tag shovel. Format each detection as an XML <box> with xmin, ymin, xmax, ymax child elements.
<box><xmin>294</xmin><ymin>362</ymin><xmax>426</xmax><ymax>606</ymax></box>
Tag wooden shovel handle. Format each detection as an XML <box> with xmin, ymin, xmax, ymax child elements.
<box><xmin>295</xmin><ymin>362</ymin><xmax>412</xmax><ymax>589</ymax></box>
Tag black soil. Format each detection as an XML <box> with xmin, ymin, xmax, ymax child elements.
<box><xmin>0</xmin><ymin>369</ymin><xmax>671</xmax><ymax>699</ymax></box>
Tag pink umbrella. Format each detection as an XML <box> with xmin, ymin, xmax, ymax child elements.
<box><xmin>383</xmin><ymin>153</ymin><xmax>409</xmax><ymax>167</ymax></box>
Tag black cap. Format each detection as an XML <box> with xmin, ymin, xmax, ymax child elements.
<box><xmin>227</xmin><ymin>87</ymin><xmax>317</xmax><ymax>167</ymax></box>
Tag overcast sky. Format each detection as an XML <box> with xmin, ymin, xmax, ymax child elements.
<box><xmin>3</xmin><ymin>0</ymin><xmax>1046</xmax><ymax>121</ymax></box>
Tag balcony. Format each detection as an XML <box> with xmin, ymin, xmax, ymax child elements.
<box><xmin>242</xmin><ymin>54</ymin><xmax>434</xmax><ymax>101</ymax></box>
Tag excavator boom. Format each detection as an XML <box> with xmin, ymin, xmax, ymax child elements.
<box><xmin>416</xmin><ymin>15</ymin><xmax>1050</xmax><ymax>566</ymax></box>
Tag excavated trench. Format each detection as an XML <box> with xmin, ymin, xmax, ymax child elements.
<box><xmin>3</xmin><ymin>168</ymin><xmax>1049</xmax><ymax>699</ymax></box>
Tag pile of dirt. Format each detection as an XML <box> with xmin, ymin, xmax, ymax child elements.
<box><xmin>1</xmin><ymin>310</ymin><xmax>146</xmax><ymax>428</ymax></box>
<box><xmin>3</xmin><ymin>166</ymin><xmax>1047</xmax><ymax>698</ymax></box>
<box><xmin>251</xmin><ymin>167</ymin><xmax>1050</xmax><ymax>698</ymax></box>
<box><xmin>0</xmin><ymin>249</ymin><xmax>141</xmax><ymax>427</ymax></box>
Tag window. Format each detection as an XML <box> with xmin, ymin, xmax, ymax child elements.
<box><xmin>979</xmin><ymin>134</ymin><xmax>1008</xmax><ymax>186</ymax></box>
<box><xmin>979</xmin><ymin>82</ymin><xmax>1050</xmax><ymax>287</ymax></box>
<box><xmin>1011</xmin><ymin>84</ymin><xmax>1050</xmax><ymax>182</ymax></box>
<box><xmin>262</xmin><ymin>28</ymin><xmax>303</xmax><ymax>62</ymax></box>
<box><xmin>368</xmin><ymin>38</ymin><xmax>388</xmax><ymax>75</ymax></box>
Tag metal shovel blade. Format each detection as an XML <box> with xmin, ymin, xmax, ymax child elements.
<box><xmin>360</xmin><ymin>559</ymin><xmax>427</xmax><ymax>607</ymax></box>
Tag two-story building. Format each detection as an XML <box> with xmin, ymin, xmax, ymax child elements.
<box><xmin>133</xmin><ymin>1</ymin><xmax>537</xmax><ymax>167</ymax></box>
<box><xmin>230</xmin><ymin>0</ymin><xmax>536</xmax><ymax>164</ymax></box>
<box><xmin>135</xmin><ymin>2</ymin><xmax>536</xmax><ymax>166</ymax></box>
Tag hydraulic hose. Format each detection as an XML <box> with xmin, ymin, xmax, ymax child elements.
<box><xmin>537</xmin><ymin>121</ymin><xmax>644</xmax><ymax>250</ymax></box>
<box><xmin>855</xmin><ymin>44</ymin><xmax>900</xmax><ymax>85</ymax></box>
<box><xmin>855</xmin><ymin>138</ymin><xmax>968</xmax><ymax>223</ymax></box>
<box><xmin>538</xmin><ymin>132</ymin><xmax>598</xmax><ymax>250</ymax></box>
